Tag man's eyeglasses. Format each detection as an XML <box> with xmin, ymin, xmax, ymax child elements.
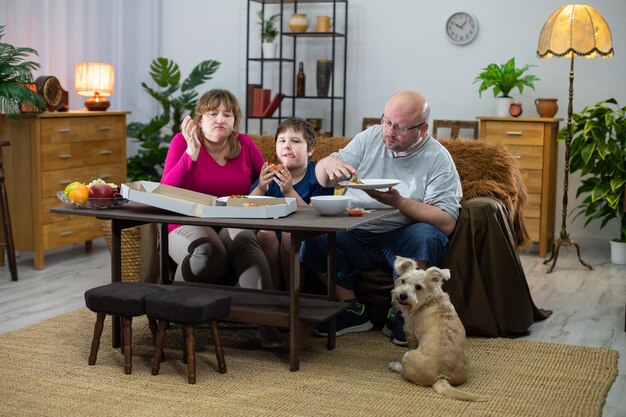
<box><xmin>380</xmin><ymin>114</ymin><xmax>425</xmax><ymax>134</ymax></box>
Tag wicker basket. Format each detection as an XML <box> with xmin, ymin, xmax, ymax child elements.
<box><xmin>100</xmin><ymin>220</ymin><xmax>142</xmax><ymax>282</ymax></box>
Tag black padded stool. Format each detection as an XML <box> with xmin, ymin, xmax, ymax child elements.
<box><xmin>84</xmin><ymin>282</ymin><xmax>166</xmax><ymax>374</ymax></box>
<box><xmin>145</xmin><ymin>287</ymin><xmax>231</xmax><ymax>384</ymax></box>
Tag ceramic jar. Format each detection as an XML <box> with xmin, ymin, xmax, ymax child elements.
<box><xmin>316</xmin><ymin>15</ymin><xmax>331</xmax><ymax>32</ymax></box>
<box><xmin>289</xmin><ymin>13</ymin><xmax>309</xmax><ymax>33</ymax></box>
<box><xmin>535</xmin><ymin>98</ymin><xmax>558</xmax><ymax>118</ymax></box>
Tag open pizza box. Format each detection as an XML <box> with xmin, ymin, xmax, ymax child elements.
<box><xmin>121</xmin><ymin>181</ymin><xmax>296</xmax><ymax>219</ymax></box>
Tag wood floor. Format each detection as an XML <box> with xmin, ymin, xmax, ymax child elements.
<box><xmin>1</xmin><ymin>237</ymin><xmax>624</xmax><ymax>416</ymax></box>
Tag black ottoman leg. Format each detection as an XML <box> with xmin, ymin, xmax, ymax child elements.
<box><xmin>210</xmin><ymin>320</ymin><xmax>227</xmax><ymax>374</ymax></box>
<box><xmin>122</xmin><ymin>318</ymin><xmax>133</xmax><ymax>374</ymax></box>
<box><xmin>184</xmin><ymin>324</ymin><xmax>196</xmax><ymax>384</ymax></box>
<box><xmin>152</xmin><ymin>320</ymin><xmax>168</xmax><ymax>375</ymax></box>
<box><xmin>89</xmin><ymin>313</ymin><xmax>106</xmax><ymax>366</ymax></box>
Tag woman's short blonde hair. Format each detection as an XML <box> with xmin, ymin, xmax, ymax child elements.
<box><xmin>193</xmin><ymin>89</ymin><xmax>242</xmax><ymax>160</ymax></box>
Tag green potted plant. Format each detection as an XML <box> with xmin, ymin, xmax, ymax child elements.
<box><xmin>127</xmin><ymin>57</ymin><xmax>220</xmax><ymax>181</ymax></box>
<box><xmin>0</xmin><ymin>25</ymin><xmax>45</xmax><ymax>115</ymax></box>
<box><xmin>474</xmin><ymin>57</ymin><xmax>539</xmax><ymax>117</ymax></box>
<box><xmin>258</xmin><ymin>10</ymin><xmax>280</xmax><ymax>58</ymax></box>
<box><xmin>567</xmin><ymin>98</ymin><xmax>626</xmax><ymax>264</ymax></box>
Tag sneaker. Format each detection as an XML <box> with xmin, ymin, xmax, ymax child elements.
<box><xmin>382</xmin><ymin>308</ymin><xmax>397</xmax><ymax>338</ymax></box>
<box><xmin>382</xmin><ymin>309</ymin><xmax>407</xmax><ymax>346</ymax></box>
<box><xmin>391</xmin><ymin>315</ymin><xmax>407</xmax><ymax>346</ymax></box>
<box><xmin>314</xmin><ymin>302</ymin><xmax>374</xmax><ymax>336</ymax></box>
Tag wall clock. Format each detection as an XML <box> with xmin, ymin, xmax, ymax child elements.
<box><xmin>446</xmin><ymin>11</ymin><xmax>479</xmax><ymax>45</ymax></box>
<box><xmin>34</xmin><ymin>75</ymin><xmax>69</xmax><ymax>112</ymax></box>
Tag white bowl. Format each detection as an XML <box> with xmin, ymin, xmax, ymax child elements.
<box><xmin>310</xmin><ymin>195</ymin><xmax>351</xmax><ymax>216</ymax></box>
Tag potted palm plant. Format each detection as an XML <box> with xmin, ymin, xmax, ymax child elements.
<box><xmin>0</xmin><ymin>25</ymin><xmax>45</xmax><ymax>115</ymax></box>
<box><xmin>568</xmin><ymin>98</ymin><xmax>626</xmax><ymax>264</ymax></box>
<box><xmin>258</xmin><ymin>10</ymin><xmax>279</xmax><ymax>59</ymax></box>
<box><xmin>474</xmin><ymin>57</ymin><xmax>539</xmax><ymax>117</ymax></box>
<box><xmin>127</xmin><ymin>57</ymin><xmax>220</xmax><ymax>181</ymax></box>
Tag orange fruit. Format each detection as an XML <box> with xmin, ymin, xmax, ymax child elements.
<box><xmin>69</xmin><ymin>183</ymin><xmax>89</xmax><ymax>205</ymax></box>
<box><xmin>64</xmin><ymin>181</ymin><xmax>82</xmax><ymax>197</ymax></box>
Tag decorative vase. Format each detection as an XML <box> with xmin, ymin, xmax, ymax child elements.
<box><xmin>496</xmin><ymin>97</ymin><xmax>514</xmax><ymax>117</ymax></box>
<box><xmin>535</xmin><ymin>98</ymin><xmax>558</xmax><ymax>118</ymax></box>
<box><xmin>316</xmin><ymin>60</ymin><xmax>333</xmax><ymax>97</ymax></box>
<box><xmin>262</xmin><ymin>42</ymin><xmax>277</xmax><ymax>59</ymax></box>
<box><xmin>610</xmin><ymin>240</ymin><xmax>626</xmax><ymax>265</ymax></box>
<box><xmin>289</xmin><ymin>13</ymin><xmax>309</xmax><ymax>33</ymax></box>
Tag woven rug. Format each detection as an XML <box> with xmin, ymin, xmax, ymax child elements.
<box><xmin>0</xmin><ymin>308</ymin><xmax>617</xmax><ymax>417</ymax></box>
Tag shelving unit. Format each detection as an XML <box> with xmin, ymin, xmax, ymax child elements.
<box><xmin>245</xmin><ymin>0</ymin><xmax>348</xmax><ymax>136</ymax></box>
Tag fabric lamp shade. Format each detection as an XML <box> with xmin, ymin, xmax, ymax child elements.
<box><xmin>74</xmin><ymin>62</ymin><xmax>114</xmax><ymax>110</ymax></box>
<box><xmin>537</xmin><ymin>4</ymin><xmax>614</xmax><ymax>59</ymax></box>
<box><xmin>536</xmin><ymin>4</ymin><xmax>613</xmax><ymax>273</ymax></box>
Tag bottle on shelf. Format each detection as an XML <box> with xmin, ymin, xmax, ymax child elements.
<box><xmin>297</xmin><ymin>62</ymin><xmax>305</xmax><ymax>97</ymax></box>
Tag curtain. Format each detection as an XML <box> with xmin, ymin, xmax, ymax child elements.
<box><xmin>0</xmin><ymin>0</ymin><xmax>161</xmax><ymax>128</ymax></box>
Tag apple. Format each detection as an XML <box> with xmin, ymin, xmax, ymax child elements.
<box><xmin>89</xmin><ymin>183</ymin><xmax>114</xmax><ymax>207</ymax></box>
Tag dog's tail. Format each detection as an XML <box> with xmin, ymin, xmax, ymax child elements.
<box><xmin>433</xmin><ymin>379</ymin><xmax>488</xmax><ymax>402</ymax></box>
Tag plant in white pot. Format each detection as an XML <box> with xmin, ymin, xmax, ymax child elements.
<box><xmin>474</xmin><ymin>57</ymin><xmax>539</xmax><ymax>117</ymax></box>
<box><xmin>568</xmin><ymin>98</ymin><xmax>626</xmax><ymax>264</ymax></box>
<box><xmin>258</xmin><ymin>10</ymin><xmax>279</xmax><ymax>59</ymax></box>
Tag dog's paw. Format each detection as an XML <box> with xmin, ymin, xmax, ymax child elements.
<box><xmin>389</xmin><ymin>361</ymin><xmax>402</xmax><ymax>373</ymax></box>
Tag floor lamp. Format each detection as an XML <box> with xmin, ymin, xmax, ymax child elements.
<box><xmin>537</xmin><ymin>4</ymin><xmax>614</xmax><ymax>273</ymax></box>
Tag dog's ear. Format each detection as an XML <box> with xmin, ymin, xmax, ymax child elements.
<box><xmin>425</xmin><ymin>267</ymin><xmax>451</xmax><ymax>285</ymax></box>
<box><xmin>394</xmin><ymin>256</ymin><xmax>416</xmax><ymax>276</ymax></box>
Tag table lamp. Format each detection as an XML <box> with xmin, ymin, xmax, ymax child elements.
<box><xmin>74</xmin><ymin>62</ymin><xmax>115</xmax><ymax>111</ymax></box>
<box><xmin>537</xmin><ymin>4</ymin><xmax>614</xmax><ymax>273</ymax></box>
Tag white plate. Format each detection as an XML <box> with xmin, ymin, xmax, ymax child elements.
<box><xmin>338</xmin><ymin>179</ymin><xmax>401</xmax><ymax>190</ymax></box>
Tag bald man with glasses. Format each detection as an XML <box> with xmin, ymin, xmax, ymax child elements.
<box><xmin>301</xmin><ymin>90</ymin><xmax>462</xmax><ymax>345</ymax></box>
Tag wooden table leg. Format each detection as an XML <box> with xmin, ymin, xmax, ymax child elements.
<box><xmin>326</xmin><ymin>232</ymin><xmax>337</xmax><ymax>350</ymax></box>
<box><xmin>110</xmin><ymin>220</ymin><xmax>123</xmax><ymax>348</ymax></box>
<box><xmin>159</xmin><ymin>223</ymin><xmax>169</xmax><ymax>285</ymax></box>
<box><xmin>289</xmin><ymin>234</ymin><xmax>302</xmax><ymax>371</ymax></box>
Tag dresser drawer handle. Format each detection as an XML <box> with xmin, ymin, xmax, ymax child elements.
<box><xmin>99</xmin><ymin>149</ymin><xmax>113</xmax><ymax>155</ymax></box>
<box><xmin>512</xmin><ymin>155</ymin><xmax>522</xmax><ymax>159</ymax></box>
<box><xmin>59</xmin><ymin>179</ymin><xmax>73</xmax><ymax>186</ymax></box>
<box><xmin>506</xmin><ymin>131</ymin><xmax>523</xmax><ymax>136</ymax></box>
<box><xmin>99</xmin><ymin>126</ymin><xmax>112</xmax><ymax>131</ymax></box>
<box><xmin>58</xmin><ymin>128</ymin><xmax>71</xmax><ymax>133</ymax></box>
<box><xmin>60</xmin><ymin>231</ymin><xmax>73</xmax><ymax>237</ymax></box>
<box><xmin>99</xmin><ymin>174</ymin><xmax>112</xmax><ymax>180</ymax></box>
<box><xmin>58</xmin><ymin>153</ymin><xmax>73</xmax><ymax>159</ymax></box>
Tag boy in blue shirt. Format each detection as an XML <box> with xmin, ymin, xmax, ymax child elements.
<box><xmin>250</xmin><ymin>117</ymin><xmax>334</xmax><ymax>291</ymax></box>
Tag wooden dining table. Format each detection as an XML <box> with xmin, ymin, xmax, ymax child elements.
<box><xmin>50</xmin><ymin>202</ymin><xmax>397</xmax><ymax>371</ymax></box>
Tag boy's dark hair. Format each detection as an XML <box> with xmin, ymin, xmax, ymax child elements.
<box><xmin>275</xmin><ymin>117</ymin><xmax>317</xmax><ymax>151</ymax></box>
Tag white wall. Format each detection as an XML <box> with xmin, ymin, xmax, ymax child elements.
<box><xmin>157</xmin><ymin>0</ymin><xmax>625</xmax><ymax>241</ymax></box>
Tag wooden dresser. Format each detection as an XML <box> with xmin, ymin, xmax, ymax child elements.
<box><xmin>0</xmin><ymin>111</ymin><xmax>128</xmax><ymax>269</ymax></box>
<box><xmin>477</xmin><ymin>117</ymin><xmax>559</xmax><ymax>257</ymax></box>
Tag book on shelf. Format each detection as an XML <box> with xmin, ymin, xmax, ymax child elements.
<box><xmin>253</xmin><ymin>88</ymin><xmax>271</xmax><ymax>117</ymax></box>
<box><xmin>261</xmin><ymin>93</ymin><xmax>286</xmax><ymax>117</ymax></box>
<box><xmin>247</xmin><ymin>83</ymin><xmax>261</xmax><ymax>117</ymax></box>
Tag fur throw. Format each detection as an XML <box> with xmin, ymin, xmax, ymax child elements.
<box><xmin>439</xmin><ymin>138</ymin><xmax>531</xmax><ymax>250</ymax></box>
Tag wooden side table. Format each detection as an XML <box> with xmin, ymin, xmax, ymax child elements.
<box><xmin>477</xmin><ymin>117</ymin><xmax>560</xmax><ymax>257</ymax></box>
<box><xmin>0</xmin><ymin>111</ymin><xmax>129</xmax><ymax>269</ymax></box>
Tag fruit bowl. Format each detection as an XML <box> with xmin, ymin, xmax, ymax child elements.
<box><xmin>56</xmin><ymin>191</ymin><xmax>128</xmax><ymax>209</ymax></box>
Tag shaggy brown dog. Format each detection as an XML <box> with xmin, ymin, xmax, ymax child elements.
<box><xmin>388</xmin><ymin>257</ymin><xmax>487</xmax><ymax>402</ymax></box>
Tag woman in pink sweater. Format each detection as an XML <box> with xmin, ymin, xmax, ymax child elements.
<box><xmin>161</xmin><ymin>89</ymin><xmax>283</xmax><ymax>348</ymax></box>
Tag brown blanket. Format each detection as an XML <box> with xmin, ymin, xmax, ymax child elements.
<box><xmin>439</xmin><ymin>138</ymin><xmax>531</xmax><ymax>250</ymax></box>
